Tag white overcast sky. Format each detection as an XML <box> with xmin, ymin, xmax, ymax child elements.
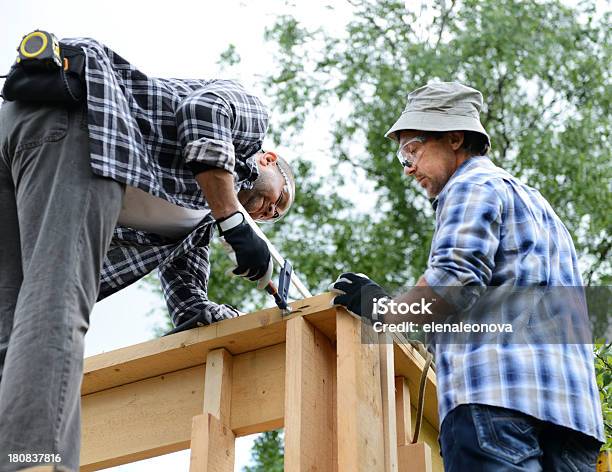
<box><xmin>1</xmin><ymin>0</ymin><xmax>608</xmax><ymax>470</ymax></box>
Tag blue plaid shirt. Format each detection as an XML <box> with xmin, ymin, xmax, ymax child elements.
<box><xmin>424</xmin><ymin>156</ymin><xmax>604</xmax><ymax>443</ymax></box>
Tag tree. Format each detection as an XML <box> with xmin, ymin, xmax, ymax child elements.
<box><xmin>595</xmin><ymin>341</ymin><xmax>612</xmax><ymax>450</ymax></box>
<box><xmin>243</xmin><ymin>430</ymin><xmax>284</xmax><ymax>472</ymax></box>
<box><xmin>258</xmin><ymin>0</ymin><xmax>611</xmax><ymax>324</ymax></box>
<box><xmin>151</xmin><ymin>0</ymin><xmax>610</xmax><ymax>326</ymax></box>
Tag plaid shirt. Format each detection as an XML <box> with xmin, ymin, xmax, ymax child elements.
<box><xmin>62</xmin><ymin>38</ymin><xmax>269</xmax><ymax>326</ymax></box>
<box><xmin>424</xmin><ymin>156</ymin><xmax>605</xmax><ymax>443</ymax></box>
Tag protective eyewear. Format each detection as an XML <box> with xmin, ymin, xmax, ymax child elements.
<box><xmin>396</xmin><ymin>135</ymin><xmax>427</xmax><ymax>168</ymax></box>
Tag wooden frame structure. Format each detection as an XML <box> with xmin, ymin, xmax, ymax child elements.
<box><xmin>80</xmin><ymin>293</ymin><xmax>443</xmax><ymax>471</ymax></box>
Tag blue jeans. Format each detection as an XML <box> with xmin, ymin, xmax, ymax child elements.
<box><xmin>439</xmin><ymin>404</ymin><xmax>601</xmax><ymax>472</ymax></box>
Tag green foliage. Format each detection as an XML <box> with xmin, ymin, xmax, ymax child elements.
<box><xmin>243</xmin><ymin>430</ymin><xmax>284</xmax><ymax>472</ymax></box>
<box><xmin>262</xmin><ymin>0</ymin><xmax>611</xmax><ymax>292</ymax></box>
<box><xmin>218</xmin><ymin>44</ymin><xmax>241</xmax><ymax>67</ymax></box>
<box><xmin>595</xmin><ymin>341</ymin><xmax>612</xmax><ymax>451</ymax></box>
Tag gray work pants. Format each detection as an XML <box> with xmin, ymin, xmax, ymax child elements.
<box><xmin>0</xmin><ymin>102</ymin><xmax>123</xmax><ymax>472</ymax></box>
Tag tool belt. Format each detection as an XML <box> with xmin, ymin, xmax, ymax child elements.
<box><xmin>1</xmin><ymin>31</ymin><xmax>86</xmax><ymax>105</ymax></box>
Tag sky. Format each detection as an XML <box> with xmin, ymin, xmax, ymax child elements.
<box><xmin>0</xmin><ymin>0</ymin><xmax>353</xmax><ymax>470</ymax></box>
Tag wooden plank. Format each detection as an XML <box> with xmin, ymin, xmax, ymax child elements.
<box><xmin>190</xmin><ymin>349</ymin><xmax>234</xmax><ymax>472</ymax></box>
<box><xmin>336</xmin><ymin>311</ymin><xmax>385</xmax><ymax>472</ymax></box>
<box><xmin>398</xmin><ymin>443</ymin><xmax>433</xmax><ymax>472</ymax></box>
<box><xmin>81</xmin><ymin>346</ymin><xmax>287</xmax><ymax>469</ymax></box>
<box><xmin>202</xmin><ymin>349</ymin><xmax>233</xmax><ymax>424</ymax></box>
<box><xmin>393</xmin><ymin>342</ymin><xmax>438</xmax><ymax>430</ymax></box>
<box><xmin>417</xmin><ymin>417</ymin><xmax>444</xmax><ymax>472</ymax></box>
<box><xmin>284</xmin><ymin>317</ymin><xmax>336</xmax><ymax>472</ymax></box>
<box><xmin>82</xmin><ymin>293</ymin><xmax>335</xmax><ymax>396</ymax></box>
<box><xmin>395</xmin><ymin>376</ymin><xmax>412</xmax><ymax>446</ymax></box>
<box><xmin>230</xmin><ymin>343</ymin><xmax>285</xmax><ymax>436</ymax></box>
<box><xmin>81</xmin><ymin>366</ymin><xmax>205</xmax><ymax>471</ymax></box>
<box><xmin>379</xmin><ymin>335</ymin><xmax>398</xmax><ymax>472</ymax></box>
<box><xmin>189</xmin><ymin>414</ymin><xmax>235</xmax><ymax>472</ymax></box>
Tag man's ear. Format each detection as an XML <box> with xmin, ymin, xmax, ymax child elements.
<box><xmin>257</xmin><ymin>150</ymin><xmax>278</xmax><ymax>166</ymax></box>
<box><xmin>447</xmin><ymin>131</ymin><xmax>465</xmax><ymax>151</ymax></box>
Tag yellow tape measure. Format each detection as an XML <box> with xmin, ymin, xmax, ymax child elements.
<box><xmin>17</xmin><ymin>30</ymin><xmax>61</xmax><ymax>68</ymax></box>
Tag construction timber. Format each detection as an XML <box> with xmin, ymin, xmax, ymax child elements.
<box><xmin>80</xmin><ymin>293</ymin><xmax>442</xmax><ymax>471</ymax></box>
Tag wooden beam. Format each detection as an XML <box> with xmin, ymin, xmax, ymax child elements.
<box><xmin>395</xmin><ymin>376</ymin><xmax>412</xmax><ymax>446</ymax></box>
<box><xmin>189</xmin><ymin>349</ymin><xmax>234</xmax><ymax>472</ymax></box>
<box><xmin>230</xmin><ymin>343</ymin><xmax>285</xmax><ymax>436</ymax></box>
<box><xmin>284</xmin><ymin>317</ymin><xmax>336</xmax><ymax>472</ymax></box>
<box><xmin>393</xmin><ymin>342</ymin><xmax>438</xmax><ymax>430</ymax></box>
<box><xmin>189</xmin><ymin>414</ymin><xmax>234</xmax><ymax>472</ymax></box>
<box><xmin>379</xmin><ymin>335</ymin><xmax>398</xmax><ymax>472</ymax></box>
<box><xmin>336</xmin><ymin>311</ymin><xmax>386</xmax><ymax>472</ymax></box>
<box><xmin>80</xmin><ymin>366</ymin><xmax>204</xmax><ymax>471</ymax></box>
<box><xmin>82</xmin><ymin>294</ymin><xmax>335</xmax><ymax>396</ymax></box>
<box><xmin>202</xmin><ymin>349</ymin><xmax>233</xmax><ymax>424</ymax></box>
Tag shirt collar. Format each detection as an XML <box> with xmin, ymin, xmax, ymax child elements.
<box><xmin>429</xmin><ymin>156</ymin><xmax>491</xmax><ymax>210</ymax></box>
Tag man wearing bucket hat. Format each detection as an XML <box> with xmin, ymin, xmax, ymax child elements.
<box><xmin>330</xmin><ymin>82</ymin><xmax>604</xmax><ymax>470</ymax></box>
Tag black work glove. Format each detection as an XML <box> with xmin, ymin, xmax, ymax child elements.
<box><xmin>217</xmin><ymin>211</ymin><xmax>273</xmax><ymax>288</ymax></box>
<box><xmin>329</xmin><ymin>272</ymin><xmax>390</xmax><ymax>320</ymax></box>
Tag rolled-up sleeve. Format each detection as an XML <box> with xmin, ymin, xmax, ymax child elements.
<box><xmin>175</xmin><ymin>80</ymin><xmax>269</xmax><ymax>179</ymax></box>
<box><xmin>424</xmin><ymin>180</ymin><xmax>503</xmax><ymax>310</ymax></box>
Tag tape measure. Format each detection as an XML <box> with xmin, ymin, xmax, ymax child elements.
<box><xmin>16</xmin><ymin>30</ymin><xmax>62</xmax><ymax>69</ymax></box>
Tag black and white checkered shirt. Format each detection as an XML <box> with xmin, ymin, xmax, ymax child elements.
<box><xmin>62</xmin><ymin>38</ymin><xmax>269</xmax><ymax>326</ymax></box>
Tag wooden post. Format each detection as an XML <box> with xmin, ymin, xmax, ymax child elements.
<box><xmin>395</xmin><ymin>376</ymin><xmax>412</xmax><ymax>447</ymax></box>
<box><xmin>398</xmin><ymin>443</ymin><xmax>433</xmax><ymax>472</ymax></box>
<box><xmin>284</xmin><ymin>317</ymin><xmax>337</xmax><ymax>471</ymax></box>
<box><xmin>395</xmin><ymin>375</ymin><xmax>433</xmax><ymax>472</ymax></box>
<box><xmin>379</xmin><ymin>335</ymin><xmax>398</xmax><ymax>472</ymax></box>
<box><xmin>189</xmin><ymin>348</ymin><xmax>235</xmax><ymax>472</ymax></box>
<box><xmin>336</xmin><ymin>311</ymin><xmax>386</xmax><ymax>471</ymax></box>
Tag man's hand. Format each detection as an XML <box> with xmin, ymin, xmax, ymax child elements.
<box><xmin>217</xmin><ymin>211</ymin><xmax>273</xmax><ymax>288</ymax></box>
<box><xmin>329</xmin><ymin>272</ymin><xmax>389</xmax><ymax>319</ymax></box>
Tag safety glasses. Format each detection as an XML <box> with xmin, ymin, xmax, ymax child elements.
<box><xmin>396</xmin><ymin>135</ymin><xmax>427</xmax><ymax>168</ymax></box>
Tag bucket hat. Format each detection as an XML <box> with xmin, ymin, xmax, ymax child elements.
<box><xmin>385</xmin><ymin>81</ymin><xmax>490</xmax><ymax>147</ymax></box>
